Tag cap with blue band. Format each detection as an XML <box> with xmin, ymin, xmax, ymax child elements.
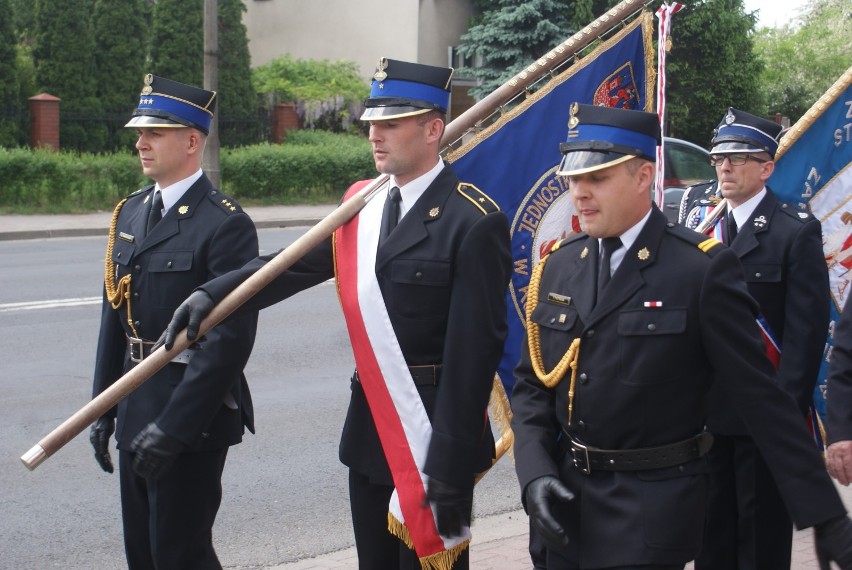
<box><xmin>125</xmin><ymin>74</ymin><xmax>217</xmax><ymax>135</ymax></box>
<box><xmin>360</xmin><ymin>58</ymin><xmax>454</xmax><ymax>121</ymax></box>
<box><xmin>710</xmin><ymin>107</ymin><xmax>783</xmax><ymax>156</ymax></box>
<box><xmin>557</xmin><ymin>102</ymin><xmax>661</xmax><ymax>176</ymax></box>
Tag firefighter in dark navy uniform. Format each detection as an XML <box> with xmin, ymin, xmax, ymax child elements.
<box><xmin>88</xmin><ymin>74</ymin><xmax>259</xmax><ymax>569</ymax></box>
<box><xmin>161</xmin><ymin>58</ymin><xmax>512</xmax><ymax>570</ymax></box>
<box><xmin>678</xmin><ymin>108</ymin><xmax>830</xmax><ymax>569</ymax></box>
<box><xmin>510</xmin><ymin>103</ymin><xmax>852</xmax><ymax>569</ymax></box>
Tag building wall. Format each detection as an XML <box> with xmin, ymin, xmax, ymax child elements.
<box><xmin>244</xmin><ymin>0</ymin><xmax>474</xmax><ymax>79</ymax></box>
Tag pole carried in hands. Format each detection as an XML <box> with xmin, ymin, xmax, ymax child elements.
<box><xmin>20</xmin><ymin>0</ymin><xmax>646</xmax><ymax>471</ymax></box>
<box><xmin>20</xmin><ymin>178</ymin><xmax>388</xmax><ymax>471</ymax></box>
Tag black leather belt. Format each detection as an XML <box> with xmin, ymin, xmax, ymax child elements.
<box><xmin>127</xmin><ymin>335</ymin><xmax>156</xmax><ymax>363</ymax></box>
<box><xmin>354</xmin><ymin>365</ymin><xmax>442</xmax><ymax>386</ymax></box>
<box><xmin>560</xmin><ymin>430</ymin><xmax>714</xmax><ymax>474</ymax></box>
<box><xmin>126</xmin><ymin>335</ymin><xmax>196</xmax><ymax>365</ymax></box>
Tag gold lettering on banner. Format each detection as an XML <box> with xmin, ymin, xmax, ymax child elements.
<box><xmin>514</xmin><ymin>257</ymin><xmax>529</xmax><ymax>277</ymax></box>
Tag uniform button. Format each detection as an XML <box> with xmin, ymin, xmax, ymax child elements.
<box><xmin>201</xmin><ymin>432</ymin><xmax>209</xmax><ymax>439</ymax></box>
<box><xmin>415</xmin><ymin>271</ymin><xmax>423</xmax><ymax>279</ymax></box>
<box><xmin>678</xmin><ymin>465</ymin><xmax>685</xmax><ymax>472</ymax></box>
<box><xmin>647</xmin><ymin>323</ymin><xmax>656</xmax><ymax>332</ymax></box>
<box><xmin>585</xmin><ymin>329</ymin><xmax>595</xmax><ymax>338</ymax></box>
<box><xmin>117</xmin><ymin>252</ymin><xmax>121</xmax><ymax>258</ymax></box>
<box><xmin>579</xmin><ymin>373</ymin><xmax>588</xmax><ymax>384</ymax></box>
<box><xmin>577</xmin><ymin>420</ymin><xmax>586</xmax><ymax>431</ymax></box>
<box><xmin>132</xmin><ymin>292</ymin><xmax>139</xmax><ymax>300</ymax></box>
<box><xmin>167</xmin><ymin>261</ymin><xmax>173</xmax><ymax>268</ymax></box>
<box><xmin>754</xmin><ymin>272</ymin><xmax>762</xmax><ymax>279</ymax></box>
<box><xmin>134</xmin><ymin>320</ymin><xmax>141</xmax><ymax>328</ymax></box>
<box><xmin>550</xmin><ymin>317</ymin><xmax>556</xmax><ymax>324</ymax></box>
<box><xmin>134</xmin><ymin>265</ymin><xmax>141</xmax><ymax>273</ymax></box>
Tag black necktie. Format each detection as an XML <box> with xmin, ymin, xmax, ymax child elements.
<box><xmin>379</xmin><ymin>186</ymin><xmax>401</xmax><ymax>246</ymax></box>
<box><xmin>726</xmin><ymin>211</ymin><xmax>738</xmax><ymax>244</ymax></box>
<box><xmin>147</xmin><ymin>190</ymin><xmax>163</xmax><ymax>234</ymax></box>
<box><xmin>598</xmin><ymin>237</ymin><xmax>622</xmax><ymax>295</ymax></box>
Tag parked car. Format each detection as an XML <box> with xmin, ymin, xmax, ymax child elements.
<box><xmin>660</xmin><ymin>136</ymin><xmax>716</xmax><ymax>221</ymax></box>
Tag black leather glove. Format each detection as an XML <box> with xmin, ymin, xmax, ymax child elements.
<box><xmin>424</xmin><ymin>477</ymin><xmax>472</xmax><ymax>538</ymax></box>
<box><xmin>130</xmin><ymin>422</ymin><xmax>185</xmax><ymax>480</ymax></box>
<box><xmin>162</xmin><ymin>290</ymin><xmax>214</xmax><ymax>350</ymax></box>
<box><xmin>815</xmin><ymin>515</ymin><xmax>852</xmax><ymax>570</ymax></box>
<box><xmin>89</xmin><ymin>416</ymin><xmax>115</xmax><ymax>473</ymax></box>
<box><xmin>525</xmin><ymin>475</ymin><xmax>575</xmax><ymax>554</ymax></box>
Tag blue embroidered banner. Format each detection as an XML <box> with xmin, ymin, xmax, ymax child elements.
<box><xmin>448</xmin><ymin>14</ymin><xmax>654</xmax><ymax>394</ymax></box>
<box><xmin>769</xmin><ymin>66</ymin><xmax>852</xmax><ymax>429</ymax></box>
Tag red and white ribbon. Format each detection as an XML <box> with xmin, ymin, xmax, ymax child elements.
<box><xmin>654</xmin><ymin>2</ymin><xmax>684</xmax><ymax>207</ymax></box>
<box><xmin>334</xmin><ymin>181</ymin><xmax>470</xmax><ymax>569</ymax></box>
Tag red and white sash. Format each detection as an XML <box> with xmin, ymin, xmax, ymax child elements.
<box><xmin>334</xmin><ymin>181</ymin><xmax>470</xmax><ymax>569</ymax></box>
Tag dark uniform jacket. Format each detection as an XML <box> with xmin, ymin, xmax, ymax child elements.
<box><xmin>679</xmin><ymin>182</ymin><xmax>829</xmax><ymax>431</ymax></box>
<box><xmin>92</xmin><ymin>175</ymin><xmax>259</xmax><ymax>450</ymax></box>
<box><xmin>828</xmin><ymin>296</ymin><xmax>852</xmax><ymax>443</ymax></box>
<box><xmin>201</xmin><ymin>164</ymin><xmax>512</xmax><ymax>488</ymax></box>
<box><xmin>511</xmin><ymin>206</ymin><xmax>844</xmax><ymax>568</ymax></box>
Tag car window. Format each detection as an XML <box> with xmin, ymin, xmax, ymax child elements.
<box><xmin>664</xmin><ymin>141</ymin><xmax>715</xmax><ymax>189</ymax></box>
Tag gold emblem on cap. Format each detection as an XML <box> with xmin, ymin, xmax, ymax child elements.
<box><xmin>178</xmin><ymin>205</ymin><xmax>189</xmax><ymax>215</ymax></box>
<box><xmin>580</xmin><ymin>247</ymin><xmax>589</xmax><ymax>259</ymax></box>
<box><xmin>141</xmin><ymin>73</ymin><xmax>153</xmax><ymax>95</ymax></box>
<box><xmin>638</xmin><ymin>247</ymin><xmax>650</xmax><ymax>261</ymax></box>
<box><xmin>568</xmin><ymin>102</ymin><xmax>580</xmax><ymax>129</ymax></box>
<box><xmin>374</xmin><ymin>58</ymin><xmax>388</xmax><ymax>83</ymax></box>
<box><xmin>429</xmin><ymin>207</ymin><xmax>440</xmax><ymax>218</ymax></box>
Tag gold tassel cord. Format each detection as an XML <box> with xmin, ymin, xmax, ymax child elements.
<box><xmin>388</xmin><ymin>513</ymin><xmax>471</xmax><ymax>570</ymax></box>
<box><xmin>103</xmin><ymin>198</ymin><xmax>139</xmax><ymax>338</ymax></box>
<box><xmin>525</xmin><ymin>257</ymin><xmax>582</xmax><ymax>389</ymax></box>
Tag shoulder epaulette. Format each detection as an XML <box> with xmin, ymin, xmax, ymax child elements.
<box><xmin>207</xmin><ymin>189</ymin><xmax>245</xmax><ymax>215</ymax></box>
<box><xmin>548</xmin><ymin>232</ymin><xmax>587</xmax><ymax>255</ymax></box>
<box><xmin>127</xmin><ymin>184</ymin><xmax>154</xmax><ymax>199</ymax></box>
<box><xmin>457</xmin><ymin>183</ymin><xmax>500</xmax><ymax>215</ymax></box>
<box><xmin>777</xmin><ymin>201</ymin><xmax>814</xmax><ymax>223</ymax></box>
<box><xmin>667</xmin><ymin>223</ymin><xmax>724</xmax><ymax>256</ymax></box>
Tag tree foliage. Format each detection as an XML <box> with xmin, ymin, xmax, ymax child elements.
<box><xmin>665</xmin><ymin>0</ymin><xmax>763</xmax><ymax>146</ymax></box>
<box><xmin>252</xmin><ymin>56</ymin><xmax>368</xmax><ymax>132</ymax></box>
<box><xmin>753</xmin><ymin>0</ymin><xmax>851</xmax><ymax>122</ymax></box>
<box><xmin>34</xmin><ymin>0</ymin><xmax>107</xmax><ymax>152</ymax></box>
<box><xmin>150</xmin><ymin>0</ymin><xmax>204</xmax><ymax>85</ymax></box>
<box><xmin>218</xmin><ymin>0</ymin><xmax>260</xmax><ymax>146</ymax></box>
<box><xmin>0</xmin><ymin>0</ymin><xmax>22</xmax><ymax>147</ymax></box>
<box><xmin>457</xmin><ymin>0</ymin><xmax>599</xmax><ymax>99</ymax></box>
<box><xmin>93</xmin><ymin>0</ymin><xmax>149</xmax><ymax>151</ymax></box>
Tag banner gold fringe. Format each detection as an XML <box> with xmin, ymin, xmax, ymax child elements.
<box><xmin>388</xmin><ymin>513</ymin><xmax>471</xmax><ymax>570</ymax></box>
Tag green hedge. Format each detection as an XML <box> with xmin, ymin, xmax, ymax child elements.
<box><xmin>220</xmin><ymin>130</ymin><xmax>376</xmax><ymax>203</ymax></box>
<box><xmin>0</xmin><ymin>130</ymin><xmax>376</xmax><ymax>213</ymax></box>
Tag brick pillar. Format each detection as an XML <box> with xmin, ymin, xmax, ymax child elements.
<box><xmin>271</xmin><ymin>103</ymin><xmax>300</xmax><ymax>143</ymax></box>
<box><xmin>29</xmin><ymin>93</ymin><xmax>61</xmax><ymax>151</ymax></box>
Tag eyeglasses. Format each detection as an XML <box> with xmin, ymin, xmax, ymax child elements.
<box><xmin>709</xmin><ymin>153</ymin><xmax>770</xmax><ymax>167</ymax></box>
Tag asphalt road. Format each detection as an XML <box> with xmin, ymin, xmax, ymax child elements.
<box><xmin>0</xmin><ymin>228</ymin><xmax>521</xmax><ymax>569</ymax></box>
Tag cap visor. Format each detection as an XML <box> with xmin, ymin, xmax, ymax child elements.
<box><xmin>557</xmin><ymin>152</ymin><xmax>636</xmax><ymax>176</ymax></box>
<box><xmin>710</xmin><ymin>141</ymin><xmax>766</xmax><ymax>154</ymax></box>
<box><xmin>360</xmin><ymin>106</ymin><xmax>433</xmax><ymax>121</ymax></box>
<box><xmin>125</xmin><ymin>115</ymin><xmax>187</xmax><ymax>129</ymax></box>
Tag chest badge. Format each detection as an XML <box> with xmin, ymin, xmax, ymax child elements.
<box><xmin>429</xmin><ymin>207</ymin><xmax>440</xmax><ymax>218</ymax></box>
<box><xmin>638</xmin><ymin>247</ymin><xmax>650</xmax><ymax>261</ymax></box>
<box><xmin>580</xmin><ymin>247</ymin><xmax>589</xmax><ymax>259</ymax></box>
<box><xmin>753</xmin><ymin>215</ymin><xmax>767</xmax><ymax>228</ymax></box>
<box><xmin>178</xmin><ymin>205</ymin><xmax>189</xmax><ymax>215</ymax></box>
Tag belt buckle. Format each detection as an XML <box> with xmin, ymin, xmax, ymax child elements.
<box><xmin>571</xmin><ymin>440</ymin><xmax>592</xmax><ymax>474</ymax></box>
<box><xmin>128</xmin><ymin>337</ymin><xmax>145</xmax><ymax>363</ymax></box>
